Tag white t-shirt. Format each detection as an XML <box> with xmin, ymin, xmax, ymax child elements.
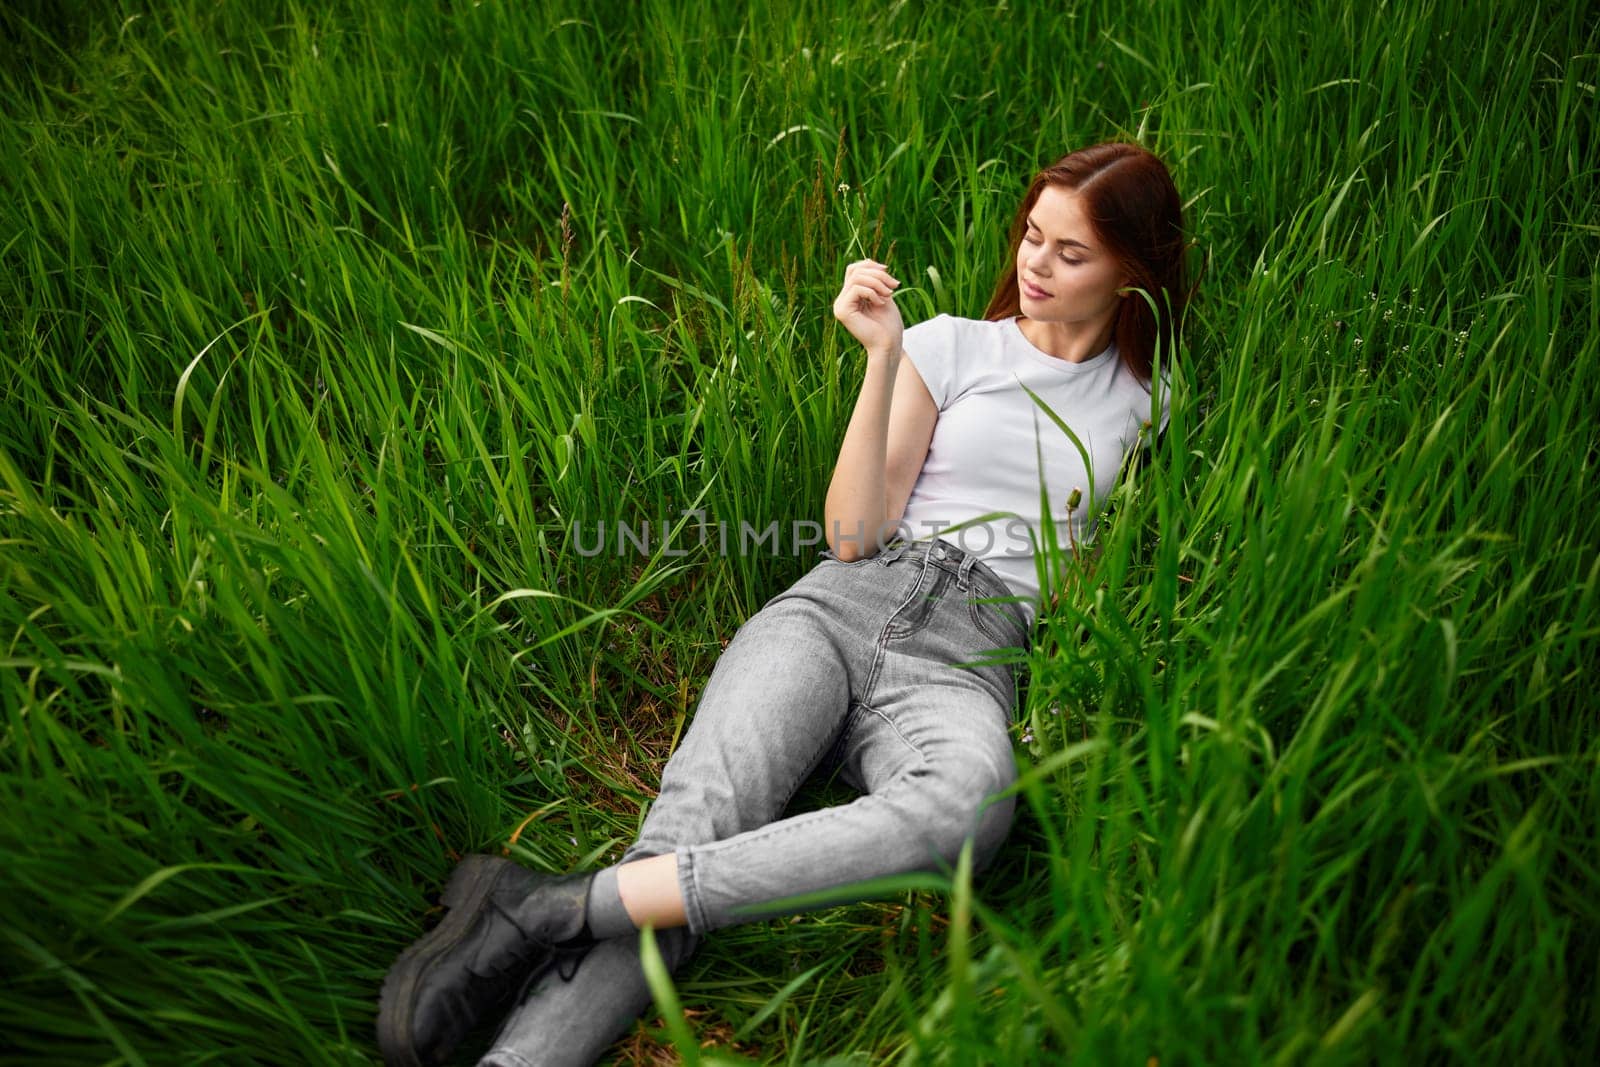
<box><xmin>896</xmin><ymin>313</ymin><xmax>1171</xmax><ymax>630</ymax></box>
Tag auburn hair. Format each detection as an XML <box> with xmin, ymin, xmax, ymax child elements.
<box><xmin>982</xmin><ymin>142</ymin><xmax>1194</xmax><ymax>385</ymax></box>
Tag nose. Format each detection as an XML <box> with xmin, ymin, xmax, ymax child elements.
<box><xmin>1024</xmin><ymin>243</ymin><xmax>1051</xmax><ymax>276</ymax></box>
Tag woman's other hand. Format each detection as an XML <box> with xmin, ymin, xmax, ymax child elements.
<box><xmin>832</xmin><ymin>259</ymin><xmax>903</xmax><ymax>358</ymax></box>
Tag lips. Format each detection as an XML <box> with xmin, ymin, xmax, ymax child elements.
<box><xmin>1022</xmin><ymin>280</ymin><xmax>1051</xmax><ymax>299</ymax></box>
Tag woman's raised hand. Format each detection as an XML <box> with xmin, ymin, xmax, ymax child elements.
<box><xmin>832</xmin><ymin>259</ymin><xmax>903</xmax><ymax>358</ymax></box>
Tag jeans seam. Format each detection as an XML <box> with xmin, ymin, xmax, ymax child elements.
<box><xmin>479</xmin><ymin>1049</ymin><xmax>536</xmax><ymax>1067</ymax></box>
<box><xmin>858</xmin><ymin>701</ymin><xmax>929</xmax><ymax>767</ymax></box>
<box><xmin>683</xmin><ymin>767</ymin><xmax>976</xmax><ymax>935</ymax></box>
<box><xmin>959</xmin><ymin>555</ymin><xmax>1028</xmax><ymax>642</ymax></box>
<box><xmin>884</xmin><ymin>558</ymin><xmax>946</xmax><ymax>642</ymax></box>
<box><xmin>968</xmin><ymin>595</ymin><xmax>1012</xmax><ymax>647</ymax></box>
<box><xmin>858</xmin><ymin>559</ymin><xmax>931</xmax><ymax>705</ymax></box>
<box><xmin>678</xmin><ymin>845</ymin><xmax>710</xmax><ymax>936</ymax></box>
<box><xmin>686</xmin><ymin>760</ymin><xmax>937</xmax><ymax>871</ymax></box>
<box><xmin>681</xmin><ymin>705</ymin><xmax>937</xmax><ymax>862</ymax></box>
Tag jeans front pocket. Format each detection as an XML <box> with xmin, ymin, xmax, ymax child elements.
<box><xmin>967</xmin><ymin>588</ymin><xmax>1027</xmax><ymax>649</ymax></box>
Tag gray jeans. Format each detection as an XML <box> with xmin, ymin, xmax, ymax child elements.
<box><xmin>479</xmin><ymin>537</ymin><xmax>1031</xmax><ymax>1066</ymax></box>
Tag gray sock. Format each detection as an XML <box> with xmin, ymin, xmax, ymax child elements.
<box><xmin>583</xmin><ymin>865</ymin><xmax>636</xmax><ymax>940</ymax></box>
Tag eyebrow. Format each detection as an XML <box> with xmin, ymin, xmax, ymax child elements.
<box><xmin>1025</xmin><ymin>215</ymin><xmax>1091</xmax><ymax>251</ymax></box>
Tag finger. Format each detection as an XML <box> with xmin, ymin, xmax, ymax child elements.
<box><xmin>846</xmin><ymin>283</ymin><xmax>885</xmax><ymax>308</ymax></box>
<box><xmin>841</xmin><ymin>280</ymin><xmax>879</xmax><ymax>299</ymax></box>
<box><xmin>846</xmin><ymin>266</ymin><xmax>897</xmax><ymax>295</ymax></box>
<box><xmin>845</xmin><ymin>277</ymin><xmax>889</xmax><ymax>299</ymax></box>
<box><xmin>835</xmin><ymin>284</ymin><xmax>866</xmax><ymax>309</ymax></box>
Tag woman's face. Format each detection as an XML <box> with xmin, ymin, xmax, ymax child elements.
<box><xmin>1015</xmin><ymin>185</ymin><xmax>1130</xmax><ymax>325</ymax></box>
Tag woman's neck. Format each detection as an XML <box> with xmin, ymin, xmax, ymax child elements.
<box><xmin>1015</xmin><ymin>314</ymin><xmax>1116</xmax><ymax>363</ymax></box>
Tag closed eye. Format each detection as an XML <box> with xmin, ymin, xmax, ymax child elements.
<box><xmin>1024</xmin><ymin>232</ymin><xmax>1083</xmax><ymax>265</ymax></box>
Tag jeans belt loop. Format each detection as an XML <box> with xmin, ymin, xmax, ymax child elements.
<box><xmin>957</xmin><ymin>553</ymin><xmax>978</xmax><ymax>591</ymax></box>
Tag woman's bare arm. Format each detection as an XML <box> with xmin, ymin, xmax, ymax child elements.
<box><xmin>824</xmin><ymin>260</ymin><xmax>939</xmax><ymax>561</ymax></box>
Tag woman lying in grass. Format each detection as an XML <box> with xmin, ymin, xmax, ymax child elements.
<box><xmin>378</xmin><ymin>140</ymin><xmax>1188</xmax><ymax>1067</ymax></box>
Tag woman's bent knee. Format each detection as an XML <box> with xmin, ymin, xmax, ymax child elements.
<box><xmin>908</xmin><ymin>757</ymin><xmax>1018</xmax><ymax>871</ymax></box>
<box><xmin>971</xmin><ymin>791</ymin><xmax>1016</xmax><ymax>871</ymax></box>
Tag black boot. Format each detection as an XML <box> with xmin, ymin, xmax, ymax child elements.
<box><xmin>377</xmin><ymin>854</ymin><xmax>599</xmax><ymax>1067</ymax></box>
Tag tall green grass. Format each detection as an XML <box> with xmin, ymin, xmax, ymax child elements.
<box><xmin>2</xmin><ymin>0</ymin><xmax>1596</xmax><ymax>1063</ymax></box>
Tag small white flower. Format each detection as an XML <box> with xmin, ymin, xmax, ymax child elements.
<box><xmin>1353</xmin><ymin>337</ymin><xmax>1364</xmax><ymax>347</ymax></box>
<box><xmin>836</xmin><ymin>181</ymin><xmax>850</xmax><ymax>194</ymax></box>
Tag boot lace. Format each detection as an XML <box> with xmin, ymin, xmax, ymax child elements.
<box><xmin>474</xmin><ymin>895</ymin><xmax>597</xmax><ymax>993</ymax></box>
